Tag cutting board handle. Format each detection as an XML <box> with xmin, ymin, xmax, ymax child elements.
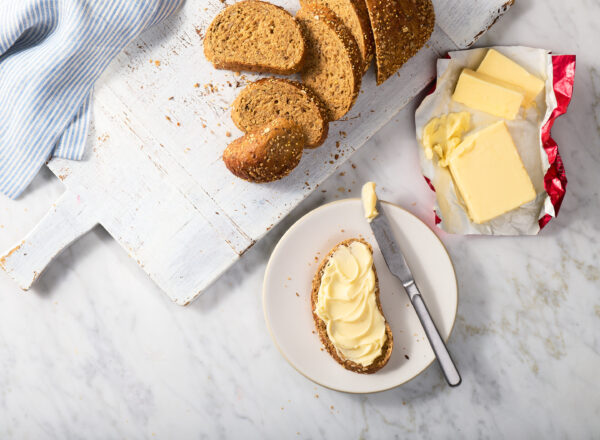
<box><xmin>0</xmin><ymin>190</ymin><xmax>98</xmax><ymax>290</ymax></box>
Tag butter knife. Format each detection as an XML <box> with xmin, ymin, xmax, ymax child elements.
<box><xmin>369</xmin><ymin>200</ymin><xmax>461</xmax><ymax>387</ymax></box>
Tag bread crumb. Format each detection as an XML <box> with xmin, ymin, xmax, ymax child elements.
<box><xmin>314</xmin><ymin>394</ymin><xmax>319</xmax><ymax>398</ymax></box>
<box><xmin>226</xmin><ymin>131</ymin><xmax>231</xmax><ymax>137</ymax></box>
<box><xmin>194</xmin><ymin>83</ymin><xmax>200</xmax><ymax>88</ymax></box>
<box><xmin>165</xmin><ymin>115</ymin><xmax>171</xmax><ymax>122</ymax></box>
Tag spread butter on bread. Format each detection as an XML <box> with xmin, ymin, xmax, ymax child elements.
<box><xmin>223</xmin><ymin>118</ymin><xmax>305</xmax><ymax>183</ymax></box>
<box><xmin>311</xmin><ymin>238</ymin><xmax>393</xmax><ymax>373</ymax></box>
<box><xmin>204</xmin><ymin>0</ymin><xmax>306</xmax><ymax>75</ymax></box>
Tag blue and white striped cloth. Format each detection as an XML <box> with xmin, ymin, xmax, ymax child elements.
<box><xmin>0</xmin><ymin>0</ymin><xmax>183</xmax><ymax>199</ymax></box>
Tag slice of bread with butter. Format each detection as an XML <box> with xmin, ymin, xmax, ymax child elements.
<box><xmin>311</xmin><ymin>238</ymin><xmax>393</xmax><ymax>373</ymax></box>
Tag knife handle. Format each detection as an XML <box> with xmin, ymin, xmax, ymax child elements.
<box><xmin>409</xmin><ymin>286</ymin><xmax>462</xmax><ymax>387</ymax></box>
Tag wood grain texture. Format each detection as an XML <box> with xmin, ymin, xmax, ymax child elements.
<box><xmin>0</xmin><ymin>0</ymin><xmax>513</xmax><ymax>305</ymax></box>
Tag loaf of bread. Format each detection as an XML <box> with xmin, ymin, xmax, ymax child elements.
<box><xmin>365</xmin><ymin>0</ymin><xmax>435</xmax><ymax>85</ymax></box>
<box><xmin>204</xmin><ymin>0</ymin><xmax>306</xmax><ymax>75</ymax></box>
<box><xmin>299</xmin><ymin>0</ymin><xmax>374</xmax><ymax>73</ymax></box>
<box><xmin>223</xmin><ymin>118</ymin><xmax>305</xmax><ymax>183</ymax></box>
<box><xmin>311</xmin><ymin>238</ymin><xmax>393</xmax><ymax>373</ymax></box>
<box><xmin>232</xmin><ymin>78</ymin><xmax>329</xmax><ymax>148</ymax></box>
<box><xmin>296</xmin><ymin>4</ymin><xmax>363</xmax><ymax>121</ymax></box>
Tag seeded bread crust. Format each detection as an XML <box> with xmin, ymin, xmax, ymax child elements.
<box><xmin>311</xmin><ymin>238</ymin><xmax>394</xmax><ymax>374</ymax></box>
<box><xmin>231</xmin><ymin>78</ymin><xmax>329</xmax><ymax>148</ymax></box>
<box><xmin>365</xmin><ymin>0</ymin><xmax>435</xmax><ymax>85</ymax></box>
<box><xmin>296</xmin><ymin>5</ymin><xmax>363</xmax><ymax>121</ymax></box>
<box><xmin>223</xmin><ymin>118</ymin><xmax>305</xmax><ymax>183</ymax></box>
<box><xmin>299</xmin><ymin>0</ymin><xmax>374</xmax><ymax>74</ymax></box>
<box><xmin>204</xmin><ymin>0</ymin><xmax>307</xmax><ymax>75</ymax></box>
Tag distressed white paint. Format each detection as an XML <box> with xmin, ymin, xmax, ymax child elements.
<box><xmin>0</xmin><ymin>0</ymin><xmax>513</xmax><ymax>305</ymax></box>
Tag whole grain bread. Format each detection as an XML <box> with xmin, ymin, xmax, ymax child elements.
<box><xmin>299</xmin><ymin>0</ymin><xmax>374</xmax><ymax>73</ymax></box>
<box><xmin>311</xmin><ymin>238</ymin><xmax>393</xmax><ymax>374</ymax></box>
<box><xmin>365</xmin><ymin>0</ymin><xmax>435</xmax><ymax>85</ymax></box>
<box><xmin>204</xmin><ymin>0</ymin><xmax>306</xmax><ymax>75</ymax></box>
<box><xmin>296</xmin><ymin>5</ymin><xmax>363</xmax><ymax>121</ymax></box>
<box><xmin>223</xmin><ymin>118</ymin><xmax>305</xmax><ymax>183</ymax></box>
<box><xmin>232</xmin><ymin>78</ymin><xmax>329</xmax><ymax>148</ymax></box>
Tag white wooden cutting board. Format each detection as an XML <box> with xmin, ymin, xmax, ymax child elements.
<box><xmin>1</xmin><ymin>0</ymin><xmax>513</xmax><ymax>305</ymax></box>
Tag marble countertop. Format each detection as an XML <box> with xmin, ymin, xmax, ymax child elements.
<box><xmin>1</xmin><ymin>0</ymin><xmax>599</xmax><ymax>438</ymax></box>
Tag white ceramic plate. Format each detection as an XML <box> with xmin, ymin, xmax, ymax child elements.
<box><xmin>263</xmin><ymin>199</ymin><xmax>458</xmax><ymax>393</ymax></box>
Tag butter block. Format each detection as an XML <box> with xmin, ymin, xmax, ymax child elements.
<box><xmin>452</xmin><ymin>69</ymin><xmax>525</xmax><ymax>119</ymax></box>
<box><xmin>449</xmin><ymin>121</ymin><xmax>536</xmax><ymax>224</ymax></box>
<box><xmin>477</xmin><ymin>49</ymin><xmax>545</xmax><ymax>105</ymax></box>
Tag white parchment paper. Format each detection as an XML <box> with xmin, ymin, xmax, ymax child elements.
<box><xmin>415</xmin><ymin>46</ymin><xmax>556</xmax><ymax>235</ymax></box>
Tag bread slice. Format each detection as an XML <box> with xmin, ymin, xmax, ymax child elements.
<box><xmin>365</xmin><ymin>0</ymin><xmax>435</xmax><ymax>85</ymax></box>
<box><xmin>296</xmin><ymin>5</ymin><xmax>363</xmax><ymax>121</ymax></box>
<box><xmin>232</xmin><ymin>78</ymin><xmax>329</xmax><ymax>149</ymax></box>
<box><xmin>223</xmin><ymin>118</ymin><xmax>305</xmax><ymax>183</ymax></box>
<box><xmin>204</xmin><ymin>0</ymin><xmax>306</xmax><ymax>75</ymax></box>
<box><xmin>311</xmin><ymin>238</ymin><xmax>393</xmax><ymax>374</ymax></box>
<box><xmin>299</xmin><ymin>0</ymin><xmax>374</xmax><ymax>73</ymax></box>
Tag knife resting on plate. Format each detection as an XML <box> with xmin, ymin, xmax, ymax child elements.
<box><xmin>368</xmin><ymin>199</ymin><xmax>461</xmax><ymax>387</ymax></box>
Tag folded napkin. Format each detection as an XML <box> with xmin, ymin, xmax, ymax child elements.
<box><xmin>0</xmin><ymin>0</ymin><xmax>183</xmax><ymax>199</ymax></box>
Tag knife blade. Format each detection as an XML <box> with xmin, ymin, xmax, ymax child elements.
<box><xmin>369</xmin><ymin>200</ymin><xmax>461</xmax><ymax>387</ymax></box>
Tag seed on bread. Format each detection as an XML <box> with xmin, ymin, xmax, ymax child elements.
<box><xmin>204</xmin><ymin>0</ymin><xmax>306</xmax><ymax>75</ymax></box>
<box><xmin>223</xmin><ymin>118</ymin><xmax>305</xmax><ymax>183</ymax></box>
<box><xmin>365</xmin><ymin>0</ymin><xmax>435</xmax><ymax>85</ymax></box>
<box><xmin>232</xmin><ymin>78</ymin><xmax>329</xmax><ymax>148</ymax></box>
<box><xmin>296</xmin><ymin>4</ymin><xmax>363</xmax><ymax>121</ymax></box>
<box><xmin>300</xmin><ymin>0</ymin><xmax>374</xmax><ymax>74</ymax></box>
<box><xmin>311</xmin><ymin>238</ymin><xmax>393</xmax><ymax>373</ymax></box>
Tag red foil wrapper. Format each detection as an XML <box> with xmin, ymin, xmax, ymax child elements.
<box><xmin>538</xmin><ymin>55</ymin><xmax>576</xmax><ymax>229</ymax></box>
